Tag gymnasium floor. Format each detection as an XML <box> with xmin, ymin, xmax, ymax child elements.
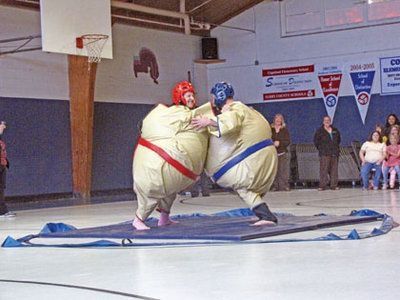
<box><xmin>0</xmin><ymin>188</ymin><xmax>399</xmax><ymax>300</ymax></box>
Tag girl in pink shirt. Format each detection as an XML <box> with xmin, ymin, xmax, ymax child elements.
<box><xmin>383</xmin><ymin>134</ymin><xmax>400</xmax><ymax>189</ymax></box>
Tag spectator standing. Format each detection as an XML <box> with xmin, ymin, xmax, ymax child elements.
<box><xmin>313</xmin><ymin>116</ymin><xmax>341</xmax><ymax>191</ymax></box>
<box><xmin>383</xmin><ymin>114</ymin><xmax>400</xmax><ymax>139</ymax></box>
<box><xmin>0</xmin><ymin>121</ymin><xmax>15</xmax><ymax>218</ymax></box>
<box><xmin>271</xmin><ymin>114</ymin><xmax>291</xmax><ymax>191</ymax></box>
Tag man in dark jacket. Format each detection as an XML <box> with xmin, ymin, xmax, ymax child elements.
<box><xmin>313</xmin><ymin>116</ymin><xmax>341</xmax><ymax>191</ymax></box>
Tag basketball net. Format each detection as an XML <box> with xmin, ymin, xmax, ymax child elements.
<box><xmin>76</xmin><ymin>34</ymin><xmax>108</xmax><ymax>64</ymax></box>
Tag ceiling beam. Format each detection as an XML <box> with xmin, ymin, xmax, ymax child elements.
<box><xmin>111</xmin><ymin>0</ymin><xmax>191</xmax><ymax>34</ymax></box>
<box><xmin>0</xmin><ymin>0</ymin><xmax>267</xmax><ymax>36</ymax></box>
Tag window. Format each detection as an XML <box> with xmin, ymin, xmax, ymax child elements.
<box><xmin>368</xmin><ymin>0</ymin><xmax>400</xmax><ymax>21</ymax></box>
<box><xmin>281</xmin><ymin>0</ymin><xmax>400</xmax><ymax>36</ymax></box>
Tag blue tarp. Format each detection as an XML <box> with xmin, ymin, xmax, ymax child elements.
<box><xmin>2</xmin><ymin>209</ymin><xmax>398</xmax><ymax>248</ymax></box>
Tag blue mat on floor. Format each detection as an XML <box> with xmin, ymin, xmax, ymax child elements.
<box><xmin>2</xmin><ymin>209</ymin><xmax>398</xmax><ymax>248</ymax></box>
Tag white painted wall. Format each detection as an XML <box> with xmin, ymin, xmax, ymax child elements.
<box><xmin>0</xmin><ymin>6</ymin><xmax>68</xmax><ymax>100</ymax></box>
<box><xmin>95</xmin><ymin>23</ymin><xmax>208</xmax><ymax>104</ymax></box>
<box><xmin>208</xmin><ymin>1</ymin><xmax>400</xmax><ymax>103</ymax></box>
<box><xmin>0</xmin><ymin>6</ymin><xmax>208</xmax><ymax>104</ymax></box>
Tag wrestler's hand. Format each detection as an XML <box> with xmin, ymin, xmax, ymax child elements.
<box><xmin>192</xmin><ymin>116</ymin><xmax>212</xmax><ymax>129</ymax></box>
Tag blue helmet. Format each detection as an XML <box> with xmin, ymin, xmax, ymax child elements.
<box><xmin>211</xmin><ymin>82</ymin><xmax>234</xmax><ymax>108</ymax></box>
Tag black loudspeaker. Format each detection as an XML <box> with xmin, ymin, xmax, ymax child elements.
<box><xmin>202</xmin><ymin>37</ymin><xmax>219</xmax><ymax>59</ymax></box>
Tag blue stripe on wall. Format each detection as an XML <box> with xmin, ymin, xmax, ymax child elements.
<box><xmin>1</xmin><ymin>97</ymin><xmax>72</xmax><ymax>196</ymax></box>
<box><xmin>92</xmin><ymin>102</ymin><xmax>152</xmax><ymax>191</ymax></box>
<box><xmin>1</xmin><ymin>94</ymin><xmax>399</xmax><ymax>196</ymax></box>
<box><xmin>1</xmin><ymin>97</ymin><xmax>153</xmax><ymax>196</ymax></box>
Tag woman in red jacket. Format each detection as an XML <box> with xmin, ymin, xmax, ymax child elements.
<box><xmin>0</xmin><ymin>121</ymin><xmax>15</xmax><ymax>218</ymax></box>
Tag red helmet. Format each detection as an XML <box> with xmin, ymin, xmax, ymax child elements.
<box><xmin>172</xmin><ymin>81</ymin><xmax>195</xmax><ymax>106</ymax></box>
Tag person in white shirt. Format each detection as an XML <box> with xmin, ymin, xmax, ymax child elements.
<box><xmin>359</xmin><ymin>131</ymin><xmax>386</xmax><ymax>190</ymax></box>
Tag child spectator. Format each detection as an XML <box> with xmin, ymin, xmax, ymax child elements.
<box><xmin>388</xmin><ymin>125</ymin><xmax>400</xmax><ymax>143</ymax></box>
<box><xmin>375</xmin><ymin>124</ymin><xmax>387</xmax><ymax>144</ymax></box>
<box><xmin>382</xmin><ymin>134</ymin><xmax>400</xmax><ymax>189</ymax></box>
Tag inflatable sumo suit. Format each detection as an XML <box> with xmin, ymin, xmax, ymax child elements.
<box><xmin>133</xmin><ymin>82</ymin><xmax>209</xmax><ymax>222</ymax></box>
<box><xmin>203</xmin><ymin>82</ymin><xmax>278</xmax><ymax>223</ymax></box>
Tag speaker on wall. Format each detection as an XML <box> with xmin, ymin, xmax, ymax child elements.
<box><xmin>202</xmin><ymin>37</ymin><xmax>219</xmax><ymax>60</ymax></box>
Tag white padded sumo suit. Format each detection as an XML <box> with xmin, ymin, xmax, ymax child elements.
<box><xmin>133</xmin><ymin>103</ymin><xmax>210</xmax><ymax>221</ymax></box>
<box><xmin>204</xmin><ymin>101</ymin><xmax>278</xmax><ymax>209</ymax></box>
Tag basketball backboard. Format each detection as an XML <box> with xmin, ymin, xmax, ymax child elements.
<box><xmin>40</xmin><ymin>0</ymin><xmax>113</xmax><ymax>60</ymax></box>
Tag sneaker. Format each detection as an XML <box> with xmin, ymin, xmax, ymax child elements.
<box><xmin>382</xmin><ymin>184</ymin><xmax>388</xmax><ymax>190</ymax></box>
<box><xmin>373</xmin><ymin>187</ymin><xmax>379</xmax><ymax>191</ymax></box>
<box><xmin>0</xmin><ymin>211</ymin><xmax>16</xmax><ymax>218</ymax></box>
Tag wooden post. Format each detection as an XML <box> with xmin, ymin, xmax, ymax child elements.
<box><xmin>68</xmin><ymin>55</ymin><xmax>97</xmax><ymax>199</ymax></box>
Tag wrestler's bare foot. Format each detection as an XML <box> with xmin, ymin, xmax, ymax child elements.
<box><xmin>251</xmin><ymin>220</ymin><xmax>277</xmax><ymax>227</ymax></box>
<box><xmin>132</xmin><ymin>217</ymin><xmax>150</xmax><ymax>230</ymax></box>
<box><xmin>158</xmin><ymin>212</ymin><xmax>179</xmax><ymax>227</ymax></box>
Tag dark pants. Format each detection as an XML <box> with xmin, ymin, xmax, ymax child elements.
<box><xmin>0</xmin><ymin>167</ymin><xmax>8</xmax><ymax>214</ymax></box>
<box><xmin>190</xmin><ymin>172</ymin><xmax>211</xmax><ymax>196</ymax></box>
<box><xmin>272</xmin><ymin>153</ymin><xmax>290</xmax><ymax>191</ymax></box>
<box><xmin>319</xmin><ymin>155</ymin><xmax>338</xmax><ymax>189</ymax></box>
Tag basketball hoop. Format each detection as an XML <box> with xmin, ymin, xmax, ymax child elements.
<box><xmin>76</xmin><ymin>34</ymin><xmax>108</xmax><ymax>63</ymax></box>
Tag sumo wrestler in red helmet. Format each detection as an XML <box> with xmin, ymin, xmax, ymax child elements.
<box><xmin>132</xmin><ymin>81</ymin><xmax>211</xmax><ymax>230</ymax></box>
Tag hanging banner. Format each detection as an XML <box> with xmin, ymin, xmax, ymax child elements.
<box><xmin>348</xmin><ymin>62</ymin><xmax>376</xmax><ymax>124</ymax></box>
<box><xmin>380</xmin><ymin>56</ymin><xmax>400</xmax><ymax>95</ymax></box>
<box><xmin>262</xmin><ymin>64</ymin><xmax>316</xmax><ymax>101</ymax></box>
<box><xmin>317</xmin><ymin>65</ymin><xmax>343</xmax><ymax>121</ymax></box>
